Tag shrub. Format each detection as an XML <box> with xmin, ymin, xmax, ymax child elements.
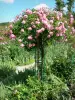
<box><xmin>7</xmin><ymin>76</ymin><xmax>70</xmax><ymax>100</ymax></box>
<box><xmin>44</xmin><ymin>42</ymin><xmax>75</xmax><ymax>80</ymax></box>
<box><xmin>0</xmin><ymin>63</ymin><xmax>15</xmax><ymax>81</ymax></box>
<box><xmin>0</xmin><ymin>83</ymin><xmax>11</xmax><ymax>100</ymax></box>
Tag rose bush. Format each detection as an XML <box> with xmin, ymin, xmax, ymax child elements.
<box><xmin>8</xmin><ymin>9</ymin><xmax>75</xmax><ymax>48</ymax></box>
<box><xmin>7</xmin><ymin>8</ymin><xmax>75</xmax><ymax>79</ymax></box>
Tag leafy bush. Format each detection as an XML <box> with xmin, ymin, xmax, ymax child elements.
<box><xmin>44</xmin><ymin>42</ymin><xmax>75</xmax><ymax>80</ymax></box>
<box><xmin>1</xmin><ymin>68</ymin><xmax>35</xmax><ymax>85</ymax></box>
<box><xmin>0</xmin><ymin>83</ymin><xmax>11</xmax><ymax>100</ymax></box>
<box><xmin>0</xmin><ymin>41</ymin><xmax>35</xmax><ymax>66</ymax></box>
<box><xmin>0</xmin><ymin>63</ymin><xmax>15</xmax><ymax>81</ymax></box>
<box><xmin>6</xmin><ymin>76</ymin><xmax>70</xmax><ymax>100</ymax></box>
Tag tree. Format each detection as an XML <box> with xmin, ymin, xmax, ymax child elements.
<box><xmin>67</xmin><ymin>0</ymin><xmax>75</xmax><ymax>13</ymax></box>
<box><xmin>55</xmin><ymin>0</ymin><xmax>65</xmax><ymax>11</ymax></box>
<box><xmin>7</xmin><ymin>8</ymin><xmax>74</xmax><ymax>80</ymax></box>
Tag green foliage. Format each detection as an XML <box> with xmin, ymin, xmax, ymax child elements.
<box><xmin>66</xmin><ymin>0</ymin><xmax>75</xmax><ymax>13</ymax></box>
<box><xmin>6</xmin><ymin>76</ymin><xmax>70</xmax><ymax>100</ymax></box>
<box><xmin>0</xmin><ymin>41</ymin><xmax>34</xmax><ymax>66</ymax></box>
<box><xmin>0</xmin><ymin>83</ymin><xmax>11</xmax><ymax>100</ymax></box>
<box><xmin>55</xmin><ymin>0</ymin><xmax>65</xmax><ymax>11</ymax></box>
<box><xmin>0</xmin><ymin>63</ymin><xmax>15</xmax><ymax>81</ymax></box>
<box><xmin>44</xmin><ymin>42</ymin><xmax>75</xmax><ymax>80</ymax></box>
<box><xmin>1</xmin><ymin>68</ymin><xmax>35</xmax><ymax>85</ymax></box>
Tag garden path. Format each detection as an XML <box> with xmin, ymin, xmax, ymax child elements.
<box><xmin>16</xmin><ymin>62</ymin><xmax>35</xmax><ymax>74</ymax></box>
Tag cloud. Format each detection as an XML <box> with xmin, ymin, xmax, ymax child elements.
<box><xmin>63</xmin><ymin>5</ymin><xmax>68</xmax><ymax>12</ymax></box>
<box><xmin>0</xmin><ymin>0</ymin><xmax>14</xmax><ymax>3</ymax></box>
<box><xmin>34</xmin><ymin>4</ymin><xmax>49</xmax><ymax>10</ymax></box>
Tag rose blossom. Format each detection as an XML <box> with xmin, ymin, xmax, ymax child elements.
<box><xmin>31</xmin><ymin>22</ymin><xmax>34</xmax><ymax>25</ymax></box>
<box><xmin>20</xmin><ymin>43</ymin><xmax>24</xmax><ymax>48</ymax></box>
<box><xmin>42</xmin><ymin>20</ymin><xmax>48</xmax><ymax>25</ymax></box>
<box><xmin>23</xmin><ymin>15</ymin><xmax>28</xmax><ymax>19</ymax></box>
<box><xmin>47</xmin><ymin>34</ymin><xmax>51</xmax><ymax>38</ymax></box>
<box><xmin>9</xmin><ymin>30</ymin><xmax>13</xmax><ymax>34</ymax></box>
<box><xmin>18</xmin><ymin>39</ymin><xmax>22</xmax><ymax>43</ymax></box>
<box><xmin>32</xmin><ymin>43</ymin><xmax>35</xmax><ymax>46</ymax></box>
<box><xmin>26</xmin><ymin>9</ymin><xmax>32</xmax><ymax>15</ymax></box>
<box><xmin>70</xmin><ymin>17</ymin><xmax>74</xmax><ymax>24</ymax></box>
<box><xmin>28</xmin><ymin>44</ymin><xmax>32</xmax><ymax>48</ymax></box>
<box><xmin>28</xmin><ymin>35</ymin><xmax>33</xmax><ymax>40</ymax></box>
<box><xmin>9</xmin><ymin>24</ymin><xmax>13</xmax><ymax>29</ymax></box>
<box><xmin>49</xmin><ymin>32</ymin><xmax>53</xmax><ymax>36</ymax></box>
<box><xmin>59</xmin><ymin>33</ymin><xmax>63</xmax><ymax>36</ymax></box>
<box><xmin>41</xmin><ymin>27</ymin><xmax>45</xmax><ymax>31</ymax></box>
<box><xmin>36</xmin><ymin>28</ymin><xmax>45</xmax><ymax>34</ymax></box>
<box><xmin>0</xmin><ymin>37</ymin><xmax>3</xmax><ymax>40</ymax></box>
<box><xmin>59</xmin><ymin>12</ymin><xmax>63</xmax><ymax>18</ymax></box>
<box><xmin>21</xmin><ymin>29</ymin><xmax>24</xmax><ymax>32</ymax></box>
<box><xmin>72</xmin><ymin>27</ymin><xmax>75</xmax><ymax>34</ymax></box>
<box><xmin>50</xmin><ymin>20</ymin><xmax>54</xmax><ymax>24</ymax></box>
<box><xmin>35</xmin><ymin>21</ymin><xmax>40</xmax><ymax>24</ymax></box>
<box><xmin>56</xmin><ymin>33</ymin><xmax>60</xmax><ymax>37</ymax></box>
<box><xmin>22</xmin><ymin>20</ymin><xmax>26</xmax><ymax>24</ymax></box>
<box><xmin>36</xmin><ymin>29</ymin><xmax>42</xmax><ymax>34</ymax></box>
<box><xmin>10</xmin><ymin>34</ymin><xmax>16</xmax><ymax>39</ymax></box>
<box><xmin>32</xmin><ymin>25</ymin><xmax>36</xmax><ymax>28</ymax></box>
<box><xmin>46</xmin><ymin>24</ymin><xmax>53</xmax><ymax>30</ymax></box>
<box><xmin>28</xmin><ymin>27</ymin><xmax>32</xmax><ymax>31</ymax></box>
<box><xmin>56</xmin><ymin>15</ymin><xmax>60</xmax><ymax>20</ymax></box>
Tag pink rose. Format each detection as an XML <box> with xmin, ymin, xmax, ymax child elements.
<box><xmin>22</xmin><ymin>20</ymin><xmax>26</xmax><ymax>24</ymax></box>
<box><xmin>32</xmin><ymin>25</ymin><xmax>36</xmax><ymax>28</ymax></box>
<box><xmin>18</xmin><ymin>39</ymin><xmax>22</xmax><ymax>43</ymax></box>
<box><xmin>21</xmin><ymin>29</ymin><xmax>24</xmax><ymax>32</ymax></box>
<box><xmin>41</xmin><ymin>27</ymin><xmax>45</xmax><ymax>31</ymax></box>
<box><xmin>56</xmin><ymin>33</ymin><xmax>60</xmax><ymax>37</ymax></box>
<box><xmin>32</xmin><ymin>43</ymin><xmax>35</xmax><ymax>46</ymax></box>
<box><xmin>28</xmin><ymin>44</ymin><xmax>32</xmax><ymax>48</ymax></box>
<box><xmin>59</xmin><ymin>33</ymin><xmax>63</xmax><ymax>36</ymax></box>
<box><xmin>28</xmin><ymin>35</ymin><xmax>33</xmax><ymax>40</ymax></box>
<box><xmin>10</xmin><ymin>34</ymin><xmax>16</xmax><ymax>39</ymax></box>
<box><xmin>36</xmin><ymin>18</ymin><xmax>40</xmax><ymax>21</ymax></box>
<box><xmin>70</xmin><ymin>17</ymin><xmax>74</xmax><ymax>24</ymax></box>
<box><xmin>26</xmin><ymin>9</ymin><xmax>32</xmax><ymax>15</ymax></box>
<box><xmin>9</xmin><ymin>30</ymin><xmax>13</xmax><ymax>34</ymax></box>
<box><xmin>47</xmin><ymin>34</ymin><xmax>51</xmax><ymax>38</ymax></box>
<box><xmin>9</xmin><ymin>24</ymin><xmax>13</xmax><ymax>29</ymax></box>
<box><xmin>28</xmin><ymin>27</ymin><xmax>32</xmax><ymax>31</ymax></box>
<box><xmin>23</xmin><ymin>15</ymin><xmax>28</xmax><ymax>19</ymax></box>
<box><xmin>56</xmin><ymin>16</ymin><xmax>60</xmax><ymax>20</ymax></box>
<box><xmin>31</xmin><ymin>22</ymin><xmax>34</xmax><ymax>25</ymax></box>
<box><xmin>49</xmin><ymin>32</ymin><xmax>53</xmax><ymax>36</ymax></box>
<box><xmin>72</xmin><ymin>27</ymin><xmax>75</xmax><ymax>34</ymax></box>
<box><xmin>36</xmin><ymin>29</ymin><xmax>42</xmax><ymax>34</ymax></box>
<box><xmin>42</xmin><ymin>20</ymin><xmax>48</xmax><ymax>25</ymax></box>
<box><xmin>0</xmin><ymin>37</ymin><xmax>3</xmax><ymax>40</ymax></box>
<box><xmin>35</xmin><ymin>21</ymin><xmax>40</xmax><ymax>24</ymax></box>
<box><xmin>70</xmin><ymin>14</ymin><xmax>73</xmax><ymax>18</ymax></box>
<box><xmin>59</xmin><ymin>12</ymin><xmax>63</xmax><ymax>18</ymax></box>
<box><xmin>20</xmin><ymin>43</ymin><xmax>24</xmax><ymax>48</ymax></box>
<box><xmin>50</xmin><ymin>20</ymin><xmax>54</xmax><ymax>24</ymax></box>
<box><xmin>46</xmin><ymin>24</ymin><xmax>53</xmax><ymax>30</ymax></box>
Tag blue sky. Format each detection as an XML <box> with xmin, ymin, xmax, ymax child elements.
<box><xmin>0</xmin><ymin>0</ymin><xmax>56</xmax><ymax>23</ymax></box>
<box><xmin>0</xmin><ymin>0</ymin><xmax>74</xmax><ymax>23</ymax></box>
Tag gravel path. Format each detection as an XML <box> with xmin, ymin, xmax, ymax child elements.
<box><xmin>16</xmin><ymin>62</ymin><xmax>35</xmax><ymax>74</ymax></box>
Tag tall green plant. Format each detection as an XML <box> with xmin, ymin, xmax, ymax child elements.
<box><xmin>55</xmin><ymin>0</ymin><xmax>65</xmax><ymax>11</ymax></box>
<box><xmin>44</xmin><ymin>42</ymin><xmax>75</xmax><ymax>80</ymax></box>
<box><xmin>66</xmin><ymin>0</ymin><xmax>75</xmax><ymax>13</ymax></box>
